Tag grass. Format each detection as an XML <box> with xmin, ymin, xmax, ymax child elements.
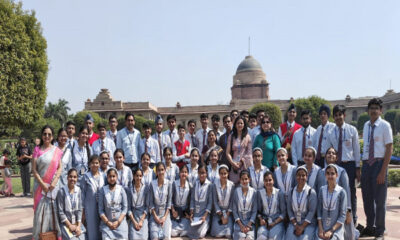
<box><xmin>0</xmin><ymin>176</ymin><xmax>34</xmax><ymax>194</ymax></box>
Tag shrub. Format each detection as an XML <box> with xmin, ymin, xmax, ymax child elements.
<box><xmin>388</xmin><ymin>169</ymin><xmax>400</xmax><ymax>187</ymax></box>
<box><xmin>384</xmin><ymin>109</ymin><xmax>400</xmax><ymax>134</ymax></box>
<box><xmin>357</xmin><ymin>113</ymin><xmax>370</xmax><ymax>132</ymax></box>
<box><xmin>249</xmin><ymin>103</ymin><xmax>282</xmax><ymax>131</ymax></box>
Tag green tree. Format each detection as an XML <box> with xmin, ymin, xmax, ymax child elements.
<box><xmin>117</xmin><ymin>115</ymin><xmax>155</xmax><ymax>136</ymax></box>
<box><xmin>394</xmin><ymin>112</ymin><xmax>400</xmax><ymax>134</ymax></box>
<box><xmin>384</xmin><ymin>109</ymin><xmax>400</xmax><ymax>134</ymax></box>
<box><xmin>357</xmin><ymin>113</ymin><xmax>370</xmax><ymax>132</ymax></box>
<box><xmin>44</xmin><ymin>99</ymin><xmax>70</xmax><ymax>126</ymax></box>
<box><xmin>20</xmin><ymin>117</ymin><xmax>61</xmax><ymax>141</ymax></box>
<box><xmin>293</xmin><ymin>96</ymin><xmax>332</xmax><ymax>128</ymax></box>
<box><xmin>0</xmin><ymin>0</ymin><xmax>48</xmax><ymax>127</ymax></box>
<box><xmin>73</xmin><ymin>111</ymin><xmax>107</xmax><ymax>133</ymax></box>
<box><xmin>249</xmin><ymin>103</ymin><xmax>282</xmax><ymax>131</ymax></box>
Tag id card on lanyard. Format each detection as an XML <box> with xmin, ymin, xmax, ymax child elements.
<box><xmin>296</xmin><ymin>190</ymin><xmax>305</xmax><ymax>223</ymax></box>
<box><xmin>126</xmin><ymin>129</ymin><xmax>135</xmax><ymax>156</ymax></box>
<box><xmin>158</xmin><ymin>185</ymin><xmax>165</xmax><ymax>215</ymax></box>
<box><xmin>326</xmin><ymin>189</ymin><xmax>334</xmax><ymax>226</ymax></box>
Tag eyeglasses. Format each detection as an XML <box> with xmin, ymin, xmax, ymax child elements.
<box><xmin>42</xmin><ymin>133</ymin><xmax>52</xmax><ymax>137</ymax></box>
<box><xmin>262</xmin><ymin>121</ymin><xmax>271</xmax><ymax>124</ymax></box>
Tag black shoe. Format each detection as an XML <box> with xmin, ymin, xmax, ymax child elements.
<box><xmin>374</xmin><ymin>235</ymin><xmax>384</xmax><ymax>240</ymax></box>
<box><xmin>361</xmin><ymin>226</ymin><xmax>376</xmax><ymax>237</ymax></box>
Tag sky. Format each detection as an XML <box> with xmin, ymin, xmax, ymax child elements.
<box><xmin>21</xmin><ymin>0</ymin><xmax>400</xmax><ymax>113</ymax></box>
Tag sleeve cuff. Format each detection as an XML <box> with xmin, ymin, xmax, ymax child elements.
<box><xmin>305</xmin><ymin>219</ymin><xmax>311</xmax><ymax>223</ymax></box>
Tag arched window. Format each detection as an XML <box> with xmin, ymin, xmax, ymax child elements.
<box><xmin>352</xmin><ymin>110</ymin><xmax>358</xmax><ymax>121</ymax></box>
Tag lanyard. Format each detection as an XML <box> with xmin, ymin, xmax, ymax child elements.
<box><xmin>158</xmin><ymin>184</ymin><xmax>165</xmax><ymax>203</ymax></box>
<box><xmin>111</xmin><ymin>189</ymin><xmax>117</xmax><ymax>206</ymax></box>
<box><xmin>296</xmin><ymin>188</ymin><xmax>305</xmax><ymax>211</ymax></box>
<box><xmin>77</xmin><ymin>145</ymin><xmax>86</xmax><ymax>164</ymax></box>
<box><xmin>134</xmin><ymin>185</ymin><xmax>143</xmax><ymax>207</ymax></box>
<box><xmin>283</xmin><ymin>172</ymin><xmax>289</xmax><ymax>192</ymax></box>
<box><xmin>326</xmin><ymin>188</ymin><xmax>334</xmax><ymax>217</ymax></box>
<box><xmin>267</xmin><ymin>193</ymin><xmax>273</xmax><ymax>215</ymax></box>
<box><xmin>178</xmin><ymin>185</ymin><xmax>186</xmax><ymax>205</ymax></box>
<box><xmin>221</xmin><ymin>187</ymin><xmax>227</xmax><ymax>203</ymax></box>
<box><xmin>126</xmin><ymin>128</ymin><xmax>134</xmax><ymax>146</ymax></box>
<box><xmin>307</xmin><ymin>167</ymin><xmax>313</xmax><ymax>184</ymax></box>
<box><xmin>67</xmin><ymin>189</ymin><xmax>77</xmax><ymax>209</ymax></box>
<box><xmin>254</xmin><ymin>168</ymin><xmax>261</xmax><ymax>188</ymax></box>
<box><xmin>119</xmin><ymin>168</ymin><xmax>125</xmax><ymax>186</ymax></box>
<box><xmin>242</xmin><ymin>189</ymin><xmax>248</xmax><ymax>211</ymax></box>
<box><xmin>197</xmin><ymin>182</ymin><xmax>206</xmax><ymax>200</ymax></box>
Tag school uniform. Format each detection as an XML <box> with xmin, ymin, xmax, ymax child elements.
<box><xmin>185</xmin><ymin>132</ymin><xmax>199</xmax><ymax>149</ymax></box>
<box><xmin>232</xmin><ymin>185</ymin><xmax>258</xmax><ymax>240</ymax></box>
<box><xmin>286</xmin><ymin>184</ymin><xmax>318</xmax><ymax>240</ymax></box>
<box><xmin>291</xmin><ymin>126</ymin><xmax>316</xmax><ymax>166</ymax></box>
<box><xmin>248</xmin><ymin>165</ymin><xmax>269</xmax><ymax>190</ymax></box>
<box><xmin>257</xmin><ymin>187</ymin><xmax>286</xmax><ymax>240</ymax></box>
<box><xmin>57</xmin><ymin>186</ymin><xmax>86</xmax><ymax>240</ymax></box>
<box><xmin>296</xmin><ymin>164</ymin><xmax>321</xmax><ymax>192</ymax></box>
<box><xmin>92</xmin><ymin>137</ymin><xmax>116</xmax><ymax>166</ymax></box>
<box><xmin>187</xmin><ymin>164</ymin><xmax>199</xmax><ymax>188</ymax></box>
<box><xmin>312</xmin><ymin>122</ymin><xmax>335</xmax><ymax>168</ymax></box>
<box><xmin>207</xmin><ymin>164</ymin><xmax>220</xmax><ymax>184</ymax></box>
<box><xmin>273</xmin><ymin>164</ymin><xmax>297</xmax><ymax>198</ymax></box>
<box><xmin>163</xmin><ymin>128</ymin><xmax>179</xmax><ymax>146</ymax></box>
<box><xmin>195</xmin><ymin>127</ymin><xmax>212</xmax><ymax>152</ymax></box>
<box><xmin>116</xmin><ymin>127</ymin><xmax>141</xmax><ymax>168</ymax></box>
<box><xmin>361</xmin><ymin>116</ymin><xmax>393</xmax><ymax>236</ymax></box>
<box><xmin>174</xmin><ymin>139</ymin><xmax>191</xmax><ymax>168</ymax></box>
<box><xmin>187</xmin><ymin>179</ymin><xmax>213</xmax><ymax>239</ymax></box>
<box><xmin>141</xmin><ymin>168</ymin><xmax>155</xmax><ymax>186</ymax></box>
<box><xmin>171</xmin><ymin>180</ymin><xmax>191</xmax><ymax>237</ymax></box>
<box><xmin>249</xmin><ymin>125</ymin><xmax>261</xmax><ymax>143</ymax></box>
<box><xmin>316</xmin><ymin>185</ymin><xmax>347</xmax><ymax>240</ymax></box>
<box><xmin>211</xmin><ymin>179</ymin><xmax>235</xmax><ymax>238</ymax></box>
<box><xmin>106</xmin><ymin>130</ymin><xmax>118</xmax><ymax>144</ymax></box>
<box><xmin>152</xmin><ymin>131</ymin><xmax>174</xmax><ymax>162</ymax></box>
<box><xmin>139</xmin><ymin>137</ymin><xmax>161</xmax><ymax>165</ymax></box>
<box><xmin>149</xmin><ymin>179</ymin><xmax>173</xmax><ymax>239</ymax></box>
<box><xmin>165</xmin><ymin>163</ymin><xmax>179</xmax><ymax>182</ymax></box>
<box><xmin>278</xmin><ymin>121</ymin><xmax>302</xmax><ymax>148</ymax></box>
<box><xmin>71</xmin><ymin>144</ymin><xmax>92</xmax><ymax>186</ymax></box>
<box><xmin>59</xmin><ymin>145</ymin><xmax>72</xmax><ymax>186</ymax></box>
<box><xmin>98</xmin><ymin>185</ymin><xmax>129</xmax><ymax>240</ymax></box>
<box><xmin>88</xmin><ymin>132</ymin><xmax>99</xmax><ymax>146</ymax></box>
<box><xmin>116</xmin><ymin>165</ymin><xmax>133</xmax><ymax>189</ymax></box>
<box><xmin>214</xmin><ymin>129</ymin><xmax>224</xmax><ymax>142</ymax></box>
<box><xmin>80</xmin><ymin>171</ymin><xmax>105</xmax><ymax>240</ymax></box>
<box><xmin>327</xmin><ymin>122</ymin><xmax>360</xmax><ymax>223</ymax></box>
<box><xmin>126</xmin><ymin>184</ymin><xmax>149</xmax><ymax>240</ymax></box>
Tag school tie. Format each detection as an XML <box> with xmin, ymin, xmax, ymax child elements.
<box><xmin>191</xmin><ymin>135</ymin><xmax>196</xmax><ymax>148</ymax></box>
<box><xmin>368</xmin><ymin>124</ymin><xmax>376</xmax><ymax>166</ymax></box>
<box><xmin>337</xmin><ymin>127</ymin><xmax>343</xmax><ymax>163</ymax></box>
<box><xmin>113</xmin><ymin>134</ymin><xmax>116</xmax><ymax>145</ymax></box>
<box><xmin>145</xmin><ymin>139</ymin><xmax>148</xmax><ymax>153</ymax></box>
<box><xmin>315</xmin><ymin>126</ymin><xmax>324</xmax><ymax>163</ymax></box>
<box><xmin>302</xmin><ymin>128</ymin><xmax>306</xmax><ymax>158</ymax></box>
<box><xmin>202</xmin><ymin>130</ymin><xmax>206</xmax><ymax>148</ymax></box>
<box><xmin>158</xmin><ymin>134</ymin><xmax>163</xmax><ymax>160</ymax></box>
<box><xmin>101</xmin><ymin>139</ymin><xmax>105</xmax><ymax>151</ymax></box>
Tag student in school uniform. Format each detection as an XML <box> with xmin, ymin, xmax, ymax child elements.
<box><xmin>249</xmin><ymin>109</ymin><xmax>265</xmax><ymax>143</ymax></box>
<box><xmin>327</xmin><ymin>104</ymin><xmax>360</xmax><ymax>225</ymax></box>
<box><xmin>291</xmin><ymin>110</ymin><xmax>316</xmax><ymax>166</ymax></box>
<box><xmin>57</xmin><ymin>128</ymin><xmax>73</xmax><ymax>187</ymax></box>
<box><xmin>248</xmin><ymin>148</ymin><xmax>269</xmax><ymax>190</ymax></box>
<box><xmin>152</xmin><ymin>115</ymin><xmax>174</xmax><ymax>162</ymax></box>
<box><xmin>248</xmin><ymin>113</ymin><xmax>257</xmax><ymax>130</ymax></box>
<box><xmin>92</xmin><ymin>123</ymin><xmax>116</xmax><ymax>166</ymax></box>
<box><xmin>106</xmin><ymin>115</ymin><xmax>118</xmax><ymax>144</ymax></box>
<box><xmin>114</xmin><ymin>149</ymin><xmax>133</xmax><ymax>189</ymax></box>
<box><xmin>185</xmin><ymin>119</ymin><xmax>199</xmax><ymax>149</ymax></box>
<box><xmin>187</xmin><ymin>148</ymin><xmax>200</xmax><ymax>187</ymax></box>
<box><xmin>278</xmin><ymin>104</ymin><xmax>302</xmax><ymax>151</ymax></box>
<box><xmin>257</xmin><ymin>171</ymin><xmax>286</xmax><ymax>240</ymax></box>
<box><xmin>126</xmin><ymin>168</ymin><xmax>149</xmax><ymax>240</ymax></box>
<box><xmin>206</xmin><ymin>149</ymin><xmax>220</xmax><ymax>184</ymax></box>
<box><xmin>188</xmin><ymin>164</ymin><xmax>213</xmax><ymax>239</ymax></box>
<box><xmin>174</xmin><ymin>124</ymin><xmax>191</xmax><ymax>168</ymax></box>
<box><xmin>164</xmin><ymin>114</ymin><xmax>179</xmax><ymax>144</ymax></box>
<box><xmin>317</xmin><ymin>147</ymin><xmax>355</xmax><ymax>240</ymax></box>
<box><xmin>80</xmin><ymin>155</ymin><xmax>104</xmax><ymax>240</ymax></box>
<box><xmin>116</xmin><ymin>113</ymin><xmax>141</xmax><ymax>171</ymax></box>
<box><xmin>196</xmin><ymin>113</ymin><xmax>212</xmax><ymax>153</ymax></box>
<box><xmin>211</xmin><ymin>114</ymin><xmax>223</xmax><ymax>141</ymax></box>
<box><xmin>66</xmin><ymin>121</ymin><xmax>77</xmax><ymax>148</ymax></box>
<box><xmin>171</xmin><ymin>165</ymin><xmax>191</xmax><ymax>237</ymax></box>
<box><xmin>360</xmin><ymin>98</ymin><xmax>393</xmax><ymax>240</ymax></box>
<box><xmin>140</xmin><ymin>153</ymin><xmax>155</xmax><ymax>186</ymax></box>
<box><xmin>149</xmin><ymin>162</ymin><xmax>173</xmax><ymax>240</ymax></box>
<box><xmin>253</xmin><ymin>114</ymin><xmax>281</xmax><ymax>171</ymax></box>
<box><xmin>316</xmin><ymin>164</ymin><xmax>347</xmax><ymax>240</ymax></box>
<box><xmin>286</xmin><ymin>166</ymin><xmax>318</xmax><ymax>240</ymax></box>
<box><xmin>219</xmin><ymin>115</ymin><xmax>233</xmax><ymax>169</ymax></box>
<box><xmin>312</xmin><ymin>105</ymin><xmax>335</xmax><ymax>168</ymax></box>
<box><xmin>139</xmin><ymin>123</ymin><xmax>161</xmax><ymax>169</ymax></box>
<box><xmin>98</xmin><ymin>168</ymin><xmax>129</xmax><ymax>240</ymax></box>
<box><xmin>273</xmin><ymin>148</ymin><xmax>297</xmax><ymax>198</ymax></box>
<box><xmin>298</xmin><ymin>147</ymin><xmax>321</xmax><ymax>192</ymax></box>
<box><xmin>57</xmin><ymin>168</ymin><xmax>86</xmax><ymax>240</ymax></box>
<box><xmin>164</xmin><ymin>147</ymin><xmax>179</xmax><ymax>182</ymax></box>
<box><xmin>201</xmin><ymin>130</ymin><xmax>222</xmax><ymax>165</ymax></box>
<box><xmin>230</xmin><ymin>109</ymin><xmax>239</xmax><ymax>124</ymax></box>
<box><xmin>99</xmin><ymin>151</ymin><xmax>110</xmax><ymax>175</ymax></box>
<box><xmin>232</xmin><ymin>170</ymin><xmax>258</xmax><ymax>240</ymax></box>
<box><xmin>84</xmin><ymin>114</ymin><xmax>99</xmax><ymax>146</ymax></box>
<box><xmin>72</xmin><ymin>126</ymin><xmax>92</xmax><ymax>186</ymax></box>
<box><xmin>211</xmin><ymin>164</ymin><xmax>235</xmax><ymax>238</ymax></box>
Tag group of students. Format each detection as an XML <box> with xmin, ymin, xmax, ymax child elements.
<box><xmin>31</xmin><ymin>97</ymin><xmax>393</xmax><ymax>240</ymax></box>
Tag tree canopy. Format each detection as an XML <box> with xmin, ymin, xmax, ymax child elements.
<box><xmin>292</xmin><ymin>96</ymin><xmax>332</xmax><ymax>128</ymax></box>
<box><xmin>44</xmin><ymin>99</ymin><xmax>71</xmax><ymax>126</ymax></box>
<box><xmin>0</xmin><ymin>0</ymin><xmax>48</xmax><ymax>128</ymax></box>
<box><xmin>249</xmin><ymin>102</ymin><xmax>282</xmax><ymax>131</ymax></box>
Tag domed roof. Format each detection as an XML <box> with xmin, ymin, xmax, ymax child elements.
<box><xmin>236</xmin><ymin>55</ymin><xmax>262</xmax><ymax>73</ymax></box>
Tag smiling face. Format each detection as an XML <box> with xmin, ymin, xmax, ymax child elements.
<box><xmin>287</xmin><ymin>109</ymin><xmax>297</xmax><ymax>122</ymax></box>
<box><xmin>190</xmin><ymin>150</ymin><xmax>200</xmax><ymax>165</ymax></box>
<box><xmin>99</xmin><ymin>127</ymin><xmax>107</xmax><ymax>139</ymax></box>
<box><xmin>198</xmin><ymin>167</ymin><xmax>207</xmax><ymax>183</ymax></box>
<box><xmin>368</xmin><ymin>104</ymin><xmax>382</xmax><ymax>122</ymax></box>
<box><xmin>219</xmin><ymin>168</ymin><xmax>228</xmax><ymax>181</ymax></box>
<box><xmin>90</xmin><ymin>158</ymin><xmax>100</xmax><ymax>173</ymax></box>
<box><xmin>109</xmin><ymin>117</ymin><xmax>117</xmax><ymax>131</ymax></box>
<box><xmin>125</xmin><ymin>116</ymin><xmax>135</xmax><ymax>129</ymax></box>
<box><xmin>277</xmin><ymin>150</ymin><xmax>288</xmax><ymax>166</ymax></box>
<box><xmin>57</xmin><ymin>130</ymin><xmax>68</xmax><ymax>146</ymax></box>
<box><xmin>114</xmin><ymin>151</ymin><xmax>125</xmax><ymax>168</ymax></box>
<box><xmin>134</xmin><ymin>170</ymin><xmax>143</xmax><ymax>186</ymax></box>
<box><xmin>141</xmin><ymin>154</ymin><xmax>150</xmax><ymax>169</ymax></box>
<box><xmin>167</xmin><ymin>119</ymin><xmax>176</xmax><ymax>131</ymax></box>
<box><xmin>156</xmin><ymin>164</ymin><xmax>166</xmax><ymax>180</ymax></box>
<box><xmin>42</xmin><ymin>127</ymin><xmax>54</xmax><ymax>145</ymax></box>
<box><xmin>144</xmin><ymin>127</ymin><xmax>151</xmax><ymax>138</ymax></box>
<box><xmin>256</xmin><ymin>111</ymin><xmax>265</xmax><ymax>125</ymax></box>
<box><xmin>261</xmin><ymin>117</ymin><xmax>272</xmax><ymax>131</ymax></box>
<box><xmin>179</xmin><ymin>166</ymin><xmax>188</xmax><ymax>181</ymax></box>
<box><xmin>156</xmin><ymin>122</ymin><xmax>163</xmax><ymax>133</ymax></box>
<box><xmin>263</xmin><ymin>173</ymin><xmax>274</xmax><ymax>190</ymax></box>
<box><xmin>325</xmin><ymin>148</ymin><xmax>337</xmax><ymax>165</ymax></box>
<box><xmin>296</xmin><ymin>169</ymin><xmax>308</xmax><ymax>186</ymax></box>
<box><xmin>164</xmin><ymin>149</ymin><xmax>173</xmax><ymax>164</ymax></box>
<box><xmin>235</xmin><ymin>118</ymin><xmax>245</xmax><ymax>132</ymax></box>
<box><xmin>333</xmin><ymin>111</ymin><xmax>345</xmax><ymax>127</ymax></box>
<box><xmin>200</xmin><ymin>117</ymin><xmax>208</xmax><ymax>129</ymax></box>
<box><xmin>209</xmin><ymin>150</ymin><xmax>218</xmax><ymax>165</ymax></box>
<box><xmin>78</xmin><ymin>129</ymin><xmax>88</xmax><ymax>143</ymax></box>
<box><xmin>240</xmin><ymin>173</ymin><xmax>250</xmax><ymax>187</ymax></box>
<box><xmin>303</xmin><ymin>149</ymin><xmax>315</xmax><ymax>165</ymax></box>
<box><xmin>178</xmin><ymin>128</ymin><xmax>186</xmax><ymax>139</ymax></box>
<box><xmin>253</xmin><ymin>150</ymin><xmax>262</xmax><ymax>166</ymax></box>
<box><xmin>100</xmin><ymin>153</ymin><xmax>110</xmax><ymax>169</ymax></box>
<box><xmin>325</xmin><ymin>166</ymin><xmax>337</xmax><ymax>183</ymax></box>
<box><xmin>188</xmin><ymin>122</ymin><xmax>196</xmax><ymax>134</ymax></box>
<box><xmin>67</xmin><ymin>170</ymin><xmax>78</xmax><ymax>187</ymax></box>
<box><xmin>107</xmin><ymin>170</ymin><xmax>118</xmax><ymax>186</ymax></box>
<box><xmin>301</xmin><ymin>114</ymin><xmax>311</xmax><ymax>128</ymax></box>
<box><xmin>207</xmin><ymin>131</ymin><xmax>216</xmax><ymax>144</ymax></box>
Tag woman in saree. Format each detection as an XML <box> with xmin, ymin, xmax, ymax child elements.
<box><xmin>32</xmin><ymin>125</ymin><xmax>63</xmax><ymax>240</ymax></box>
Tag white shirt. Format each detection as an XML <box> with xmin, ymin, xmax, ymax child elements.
<box><xmin>312</xmin><ymin>122</ymin><xmax>335</xmax><ymax>156</ymax></box>
<box><xmin>195</xmin><ymin>127</ymin><xmax>211</xmax><ymax>152</ymax></box>
<box><xmin>291</xmin><ymin>126</ymin><xmax>316</xmax><ymax>166</ymax></box>
<box><xmin>163</xmin><ymin>128</ymin><xmax>179</xmax><ymax>145</ymax></box>
<box><xmin>278</xmin><ymin>121</ymin><xmax>296</xmax><ymax>142</ymax></box>
<box><xmin>116</xmin><ymin>127</ymin><xmax>141</xmax><ymax>164</ymax></box>
<box><xmin>362</xmin><ymin>117</ymin><xmax>393</xmax><ymax>160</ymax></box>
<box><xmin>152</xmin><ymin>132</ymin><xmax>176</xmax><ymax>162</ymax></box>
<box><xmin>249</xmin><ymin>125</ymin><xmax>261</xmax><ymax>143</ymax></box>
<box><xmin>92</xmin><ymin>137</ymin><xmax>116</xmax><ymax>166</ymax></box>
<box><xmin>139</xmin><ymin>137</ymin><xmax>161</xmax><ymax>164</ymax></box>
<box><xmin>106</xmin><ymin>130</ymin><xmax>118</xmax><ymax>143</ymax></box>
<box><xmin>327</xmin><ymin>122</ymin><xmax>361</xmax><ymax>167</ymax></box>
<box><xmin>185</xmin><ymin>132</ymin><xmax>199</xmax><ymax>149</ymax></box>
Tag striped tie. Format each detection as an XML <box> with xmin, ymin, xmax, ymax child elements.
<box><xmin>367</xmin><ymin>125</ymin><xmax>376</xmax><ymax>166</ymax></box>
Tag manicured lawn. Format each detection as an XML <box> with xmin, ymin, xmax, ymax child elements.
<box><xmin>0</xmin><ymin>176</ymin><xmax>34</xmax><ymax>194</ymax></box>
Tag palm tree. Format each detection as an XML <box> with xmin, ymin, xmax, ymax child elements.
<box><xmin>44</xmin><ymin>99</ymin><xmax>71</xmax><ymax>126</ymax></box>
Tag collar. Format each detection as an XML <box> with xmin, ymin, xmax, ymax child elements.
<box><xmin>369</xmin><ymin>116</ymin><xmax>382</xmax><ymax>127</ymax></box>
<box><xmin>287</xmin><ymin>121</ymin><xmax>294</xmax><ymax>128</ymax></box>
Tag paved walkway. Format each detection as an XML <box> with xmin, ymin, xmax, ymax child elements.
<box><xmin>0</xmin><ymin>188</ymin><xmax>399</xmax><ymax>240</ymax></box>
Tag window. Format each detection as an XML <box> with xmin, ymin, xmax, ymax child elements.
<box><xmin>352</xmin><ymin>110</ymin><xmax>358</xmax><ymax>121</ymax></box>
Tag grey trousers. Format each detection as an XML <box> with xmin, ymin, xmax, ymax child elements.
<box><xmin>20</xmin><ymin>163</ymin><xmax>31</xmax><ymax>195</ymax></box>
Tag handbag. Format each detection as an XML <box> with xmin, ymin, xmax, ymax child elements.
<box><xmin>39</xmin><ymin>196</ymin><xmax>57</xmax><ymax>240</ymax></box>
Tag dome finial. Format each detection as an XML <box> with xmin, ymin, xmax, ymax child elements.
<box><xmin>248</xmin><ymin>36</ymin><xmax>251</xmax><ymax>56</ymax></box>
